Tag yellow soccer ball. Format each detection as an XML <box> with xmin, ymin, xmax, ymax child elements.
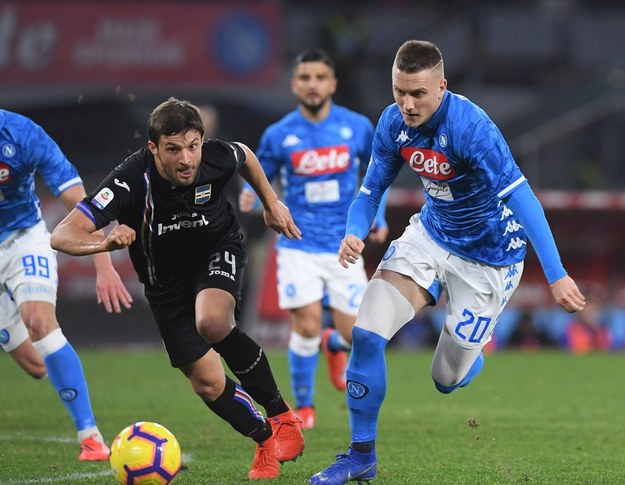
<box><xmin>110</xmin><ymin>422</ymin><xmax>182</xmax><ymax>485</ymax></box>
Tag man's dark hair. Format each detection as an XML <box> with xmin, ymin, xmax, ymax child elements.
<box><xmin>394</xmin><ymin>40</ymin><xmax>443</xmax><ymax>73</ymax></box>
<box><xmin>147</xmin><ymin>97</ymin><xmax>205</xmax><ymax>144</ymax></box>
<box><xmin>293</xmin><ymin>48</ymin><xmax>335</xmax><ymax>72</ymax></box>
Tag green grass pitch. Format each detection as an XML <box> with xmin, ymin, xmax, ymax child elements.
<box><xmin>1</xmin><ymin>348</ymin><xmax>624</xmax><ymax>484</ymax></box>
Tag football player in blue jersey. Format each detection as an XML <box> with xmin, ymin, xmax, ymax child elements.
<box><xmin>0</xmin><ymin>109</ymin><xmax>133</xmax><ymax>460</ymax></box>
<box><xmin>239</xmin><ymin>48</ymin><xmax>389</xmax><ymax>430</ymax></box>
<box><xmin>310</xmin><ymin>40</ymin><xmax>586</xmax><ymax>485</ymax></box>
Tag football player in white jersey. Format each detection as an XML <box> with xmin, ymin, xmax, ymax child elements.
<box><xmin>0</xmin><ymin>109</ymin><xmax>133</xmax><ymax>460</ymax></box>
<box><xmin>310</xmin><ymin>40</ymin><xmax>585</xmax><ymax>485</ymax></box>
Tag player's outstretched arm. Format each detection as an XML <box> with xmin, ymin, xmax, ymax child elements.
<box><xmin>549</xmin><ymin>275</ymin><xmax>586</xmax><ymax>313</ymax></box>
<box><xmin>51</xmin><ymin>209</ymin><xmax>136</xmax><ymax>256</ymax></box>
<box><xmin>236</xmin><ymin>142</ymin><xmax>301</xmax><ymax>240</ymax></box>
<box><xmin>56</xmin><ymin>185</ymin><xmax>134</xmax><ymax>313</ymax></box>
<box><xmin>502</xmin><ymin>183</ymin><xmax>585</xmax><ymax>313</ymax></box>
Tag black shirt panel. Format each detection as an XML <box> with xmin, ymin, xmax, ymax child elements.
<box><xmin>81</xmin><ymin>139</ymin><xmax>246</xmax><ymax>288</ymax></box>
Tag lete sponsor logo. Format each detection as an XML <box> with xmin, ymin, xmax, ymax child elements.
<box><xmin>291</xmin><ymin>145</ymin><xmax>350</xmax><ymax>175</ymax></box>
<box><xmin>400</xmin><ymin>147</ymin><xmax>456</xmax><ymax>181</ymax></box>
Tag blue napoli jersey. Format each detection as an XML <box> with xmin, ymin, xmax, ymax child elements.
<box><xmin>257</xmin><ymin>103</ymin><xmax>374</xmax><ymax>253</ymax></box>
<box><xmin>363</xmin><ymin>91</ymin><xmax>527</xmax><ymax>266</ymax></box>
<box><xmin>0</xmin><ymin>110</ymin><xmax>82</xmax><ymax>242</ymax></box>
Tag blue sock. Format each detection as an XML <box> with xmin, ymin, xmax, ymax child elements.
<box><xmin>434</xmin><ymin>351</ymin><xmax>485</xmax><ymax>394</ymax></box>
<box><xmin>44</xmin><ymin>342</ymin><xmax>96</xmax><ymax>431</ymax></box>
<box><xmin>346</xmin><ymin>327</ymin><xmax>388</xmax><ymax>443</ymax></box>
<box><xmin>287</xmin><ymin>348</ymin><xmax>319</xmax><ymax>408</ymax></box>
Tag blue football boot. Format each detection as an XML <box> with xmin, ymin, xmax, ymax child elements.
<box><xmin>309</xmin><ymin>447</ymin><xmax>376</xmax><ymax>485</ymax></box>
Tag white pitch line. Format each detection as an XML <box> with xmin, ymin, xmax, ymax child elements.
<box><xmin>0</xmin><ymin>470</ymin><xmax>112</xmax><ymax>484</ymax></box>
<box><xmin>0</xmin><ymin>434</ymin><xmax>194</xmax><ymax>484</ymax></box>
<box><xmin>0</xmin><ymin>434</ymin><xmax>74</xmax><ymax>444</ymax></box>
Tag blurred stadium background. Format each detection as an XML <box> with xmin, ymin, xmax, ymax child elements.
<box><xmin>2</xmin><ymin>0</ymin><xmax>625</xmax><ymax>352</ymax></box>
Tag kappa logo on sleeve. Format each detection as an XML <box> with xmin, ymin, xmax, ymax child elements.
<box><xmin>92</xmin><ymin>187</ymin><xmax>114</xmax><ymax>209</ymax></box>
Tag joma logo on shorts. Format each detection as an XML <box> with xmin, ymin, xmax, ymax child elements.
<box><xmin>208</xmin><ymin>269</ymin><xmax>235</xmax><ymax>281</ymax></box>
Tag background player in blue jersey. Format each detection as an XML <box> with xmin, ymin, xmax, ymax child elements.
<box><xmin>239</xmin><ymin>49</ymin><xmax>388</xmax><ymax>430</ymax></box>
<box><xmin>310</xmin><ymin>40</ymin><xmax>586</xmax><ymax>485</ymax></box>
<box><xmin>0</xmin><ymin>109</ymin><xmax>133</xmax><ymax>460</ymax></box>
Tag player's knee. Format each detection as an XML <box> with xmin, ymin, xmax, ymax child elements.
<box><xmin>27</xmin><ymin>363</ymin><xmax>48</xmax><ymax>380</ymax></box>
<box><xmin>186</xmin><ymin>365</ymin><xmax>226</xmax><ymax>401</ymax></box>
<box><xmin>196</xmin><ymin>313</ymin><xmax>231</xmax><ymax>343</ymax></box>
<box><xmin>11</xmin><ymin>342</ymin><xmax>48</xmax><ymax>379</ymax></box>
<box><xmin>356</xmin><ymin>279</ymin><xmax>416</xmax><ymax>340</ymax></box>
<box><xmin>19</xmin><ymin>301</ymin><xmax>57</xmax><ymax>340</ymax></box>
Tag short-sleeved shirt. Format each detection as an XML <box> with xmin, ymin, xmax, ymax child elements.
<box><xmin>257</xmin><ymin>103</ymin><xmax>374</xmax><ymax>253</ymax></box>
<box><xmin>77</xmin><ymin>139</ymin><xmax>245</xmax><ymax>290</ymax></box>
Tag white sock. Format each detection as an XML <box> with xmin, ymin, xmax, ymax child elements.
<box><xmin>78</xmin><ymin>426</ymin><xmax>103</xmax><ymax>443</ymax></box>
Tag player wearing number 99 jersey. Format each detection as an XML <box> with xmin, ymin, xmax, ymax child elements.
<box><xmin>0</xmin><ymin>109</ymin><xmax>131</xmax><ymax>461</ymax></box>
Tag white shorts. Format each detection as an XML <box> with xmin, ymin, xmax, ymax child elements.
<box><xmin>276</xmin><ymin>247</ymin><xmax>367</xmax><ymax>316</ymax></box>
<box><xmin>378</xmin><ymin>215</ymin><xmax>524</xmax><ymax>349</ymax></box>
<box><xmin>0</xmin><ymin>311</ymin><xmax>29</xmax><ymax>352</ymax></box>
<box><xmin>0</xmin><ymin>221</ymin><xmax>58</xmax><ymax>332</ymax></box>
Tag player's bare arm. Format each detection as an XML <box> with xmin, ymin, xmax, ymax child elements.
<box><xmin>57</xmin><ymin>185</ymin><xmax>133</xmax><ymax>313</ymax></box>
<box><xmin>236</xmin><ymin>143</ymin><xmax>302</xmax><ymax>240</ymax></box>
<box><xmin>51</xmin><ymin>209</ymin><xmax>136</xmax><ymax>256</ymax></box>
<box><xmin>338</xmin><ymin>234</ymin><xmax>365</xmax><ymax>269</ymax></box>
<box><xmin>549</xmin><ymin>275</ymin><xmax>586</xmax><ymax>313</ymax></box>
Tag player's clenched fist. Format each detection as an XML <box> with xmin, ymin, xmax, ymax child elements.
<box><xmin>103</xmin><ymin>225</ymin><xmax>136</xmax><ymax>251</ymax></box>
<box><xmin>338</xmin><ymin>235</ymin><xmax>365</xmax><ymax>269</ymax></box>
